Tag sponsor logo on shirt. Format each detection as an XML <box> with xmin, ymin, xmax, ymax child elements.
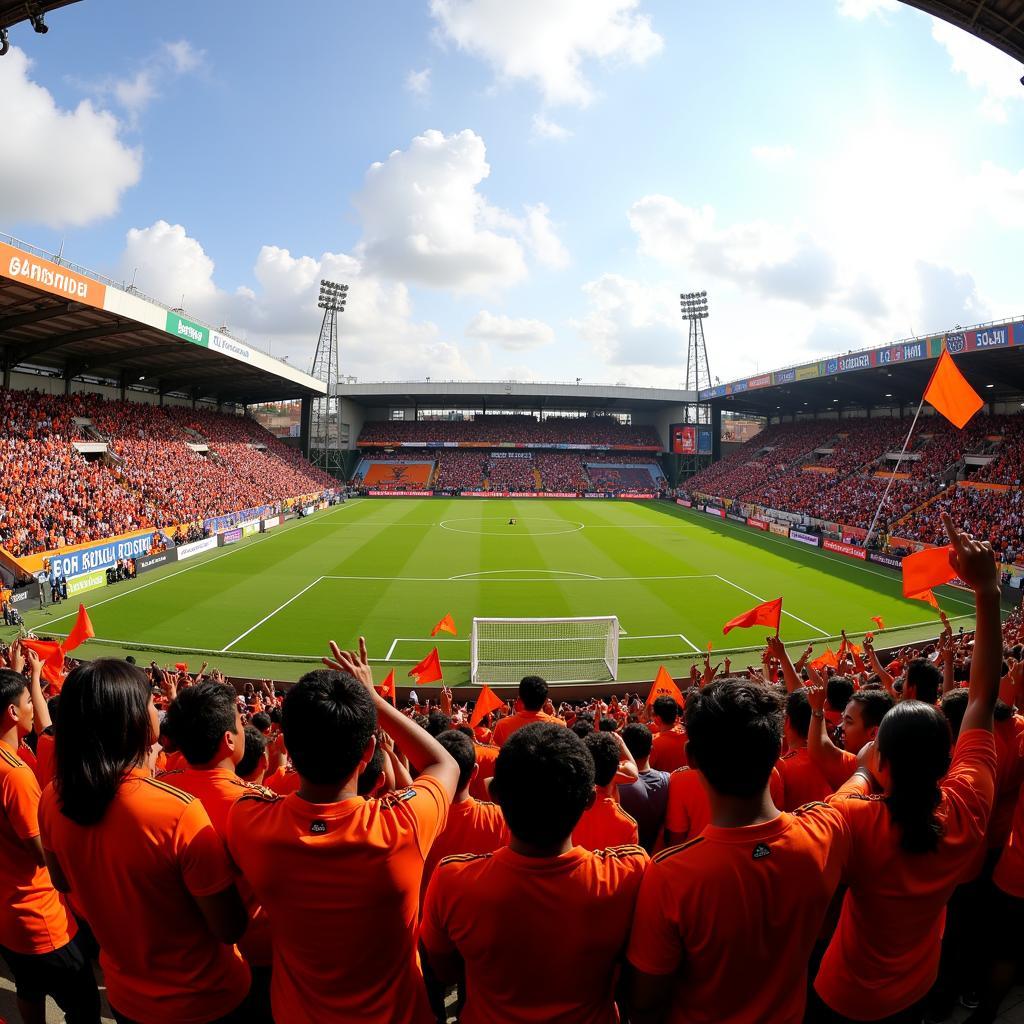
<box><xmin>752</xmin><ymin>844</ymin><xmax>771</xmax><ymax>860</ymax></box>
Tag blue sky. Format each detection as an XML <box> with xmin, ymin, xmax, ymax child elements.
<box><xmin>1</xmin><ymin>0</ymin><xmax>1023</xmax><ymax>386</ymax></box>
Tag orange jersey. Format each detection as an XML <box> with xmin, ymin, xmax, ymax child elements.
<box><xmin>0</xmin><ymin>740</ymin><xmax>75</xmax><ymax>955</ymax></box>
<box><xmin>422</xmin><ymin>797</ymin><xmax>508</xmax><ymax>898</ymax></box>
<box><xmin>815</xmin><ymin>729</ymin><xmax>997</xmax><ymax>1019</ymax></box>
<box><xmin>650</xmin><ymin>728</ymin><xmax>688</xmax><ymax>772</ymax></box>
<box><xmin>817</xmin><ymin>748</ymin><xmax>858</xmax><ymax>792</ymax></box>
<box><xmin>227</xmin><ymin>775</ymin><xmax>449</xmax><ymax>1024</ymax></box>
<box><xmin>422</xmin><ymin>844</ymin><xmax>647</xmax><ymax>1024</ymax></box>
<box><xmin>573</xmin><ymin>795</ymin><xmax>639</xmax><ymax>850</ymax></box>
<box><xmin>492</xmin><ymin>710</ymin><xmax>561</xmax><ymax>747</ymax></box>
<box><xmin>993</xmin><ymin>740</ymin><xmax>1024</xmax><ymax>898</ymax></box>
<box><xmin>665</xmin><ymin>766</ymin><xmax>784</xmax><ymax>842</ymax></box>
<box><xmin>776</xmin><ymin>748</ymin><xmax>832</xmax><ymax>811</ymax></box>
<box><xmin>38</xmin><ymin>768</ymin><xmax>249</xmax><ymax>1024</ymax></box>
<box><xmin>469</xmin><ymin>742</ymin><xmax>499</xmax><ymax>802</ymax></box>
<box><xmin>627</xmin><ymin>804</ymin><xmax>850</xmax><ymax>1024</ymax></box>
<box><xmin>989</xmin><ymin>714</ymin><xmax>1024</xmax><ymax>848</ymax></box>
<box><xmin>33</xmin><ymin>731</ymin><xmax>56</xmax><ymax>790</ymax></box>
<box><xmin>265</xmin><ymin>763</ymin><xmax>301</xmax><ymax>794</ymax></box>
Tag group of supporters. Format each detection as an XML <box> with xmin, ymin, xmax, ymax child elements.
<box><xmin>1</xmin><ymin>514</ymin><xmax>1022</xmax><ymax>1023</ymax></box>
<box><xmin>0</xmin><ymin>389</ymin><xmax>334</xmax><ymax>558</ymax></box>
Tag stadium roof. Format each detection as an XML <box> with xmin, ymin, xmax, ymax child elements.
<box><xmin>900</xmin><ymin>1</ymin><xmax>1024</xmax><ymax>64</ymax></box>
<box><xmin>0</xmin><ymin>236</ymin><xmax>325</xmax><ymax>404</ymax></box>
<box><xmin>0</xmin><ymin>0</ymin><xmax>80</xmax><ymax>30</ymax></box>
<box><xmin>337</xmin><ymin>380</ymin><xmax>696</xmax><ymax>410</ymax></box>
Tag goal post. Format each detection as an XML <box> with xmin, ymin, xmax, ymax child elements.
<box><xmin>471</xmin><ymin>616</ymin><xmax>620</xmax><ymax>684</ymax></box>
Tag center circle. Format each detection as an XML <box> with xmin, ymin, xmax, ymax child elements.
<box><xmin>439</xmin><ymin>516</ymin><xmax>584</xmax><ymax>537</ymax></box>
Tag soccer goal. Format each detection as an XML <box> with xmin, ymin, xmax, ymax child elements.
<box><xmin>471</xmin><ymin>616</ymin><xmax>620</xmax><ymax>684</ymax></box>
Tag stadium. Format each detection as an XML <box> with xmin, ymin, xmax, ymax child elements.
<box><xmin>3</xmin><ymin>2</ymin><xmax>1024</xmax><ymax>1024</ymax></box>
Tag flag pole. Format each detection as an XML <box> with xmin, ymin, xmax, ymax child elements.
<box><xmin>864</xmin><ymin>396</ymin><xmax>925</xmax><ymax>550</ymax></box>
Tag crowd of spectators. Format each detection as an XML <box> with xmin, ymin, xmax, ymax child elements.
<box><xmin>588</xmin><ymin>465</ymin><xmax>663</xmax><ymax>493</ymax></box>
<box><xmin>532</xmin><ymin>452</ymin><xmax>590</xmax><ymax>492</ymax></box>
<box><xmin>0</xmin><ymin>389</ymin><xmax>334</xmax><ymax>558</ymax></box>
<box><xmin>432</xmin><ymin>450</ymin><xmax>487</xmax><ymax>492</ymax></box>
<box><xmin>484</xmin><ymin>456</ymin><xmax>537</xmax><ymax>491</ymax></box>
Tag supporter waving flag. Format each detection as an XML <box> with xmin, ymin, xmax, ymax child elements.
<box><xmin>61</xmin><ymin>604</ymin><xmax>94</xmax><ymax>654</ymax></box>
<box><xmin>376</xmin><ymin>669</ymin><xmax>396</xmax><ymax>706</ymax></box>
<box><xmin>470</xmin><ymin>685</ymin><xmax>504</xmax><ymax>728</ymax></box>
<box><xmin>903</xmin><ymin>545</ymin><xmax>956</xmax><ymax>610</ymax></box>
<box><xmin>408</xmin><ymin>647</ymin><xmax>444</xmax><ymax>685</ymax></box>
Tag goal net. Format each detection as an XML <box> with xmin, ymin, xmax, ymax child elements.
<box><xmin>471</xmin><ymin>616</ymin><xmax>619</xmax><ymax>684</ymax></box>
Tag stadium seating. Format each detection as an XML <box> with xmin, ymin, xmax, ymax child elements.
<box><xmin>360</xmin><ymin>461</ymin><xmax>434</xmax><ymax>490</ymax></box>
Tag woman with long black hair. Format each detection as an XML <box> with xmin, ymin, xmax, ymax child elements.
<box><xmin>37</xmin><ymin>659</ymin><xmax>252</xmax><ymax>1024</ymax></box>
<box><xmin>810</xmin><ymin>514</ymin><xmax>1002</xmax><ymax>1024</ymax></box>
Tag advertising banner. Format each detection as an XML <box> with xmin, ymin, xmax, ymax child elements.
<box><xmin>747</xmin><ymin>517</ymin><xmax>769</xmax><ymax>531</ymax></box>
<box><xmin>177</xmin><ymin>537</ymin><xmax>218</xmax><ymax>561</ymax></box>
<box><xmin>868</xmin><ymin>552</ymin><xmax>902</xmax><ymax>570</ymax></box>
<box><xmin>823</xmin><ymin>539</ymin><xmax>867</xmax><ymax>560</ymax></box>
<box><xmin>727</xmin><ymin>512</ymin><xmax>747</xmax><ymax>523</ymax></box>
<box><xmin>790</xmin><ymin>530</ymin><xmax>821</xmax><ymax>547</ymax></box>
<box><xmin>0</xmin><ymin>240</ymin><xmax>106</xmax><ymax>309</ymax></box>
<box><xmin>490</xmin><ymin>452</ymin><xmax>533</xmax><ymax>459</ymax></box>
<box><xmin>842</xmin><ymin>524</ymin><xmax>868</xmax><ymax>541</ymax></box>
<box><xmin>697</xmin><ymin>427</ymin><xmax>713</xmax><ymax>455</ymax></box>
<box><xmin>300</xmin><ymin>506</ymin><xmax>316</xmax><ymax>517</ymax></box>
<box><xmin>10</xmin><ymin>582</ymin><xmax>39</xmax><ymax>606</ymax></box>
<box><xmin>971</xmin><ymin>325</ymin><xmax>1011</xmax><ymax>350</ymax></box>
<box><xmin>263</xmin><ymin>516</ymin><xmax>281</xmax><ymax>529</ymax></box>
<box><xmin>769</xmin><ymin>522</ymin><xmax>790</xmax><ymax>537</ymax></box>
<box><xmin>66</xmin><ymin>569</ymin><xmax>107</xmax><ymax>598</ymax></box>
<box><xmin>796</xmin><ymin>364</ymin><xmax>820</xmax><ymax>381</ymax></box>
<box><xmin>137</xmin><ymin>550</ymin><xmax>178</xmax><ymax>575</ymax></box>
<box><xmin>676</xmin><ymin>498</ymin><xmax>693</xmax><ymax>508</ymax></box>
<box><xmin>165</xmin><ymin>311</ymin><xmax>209</xmax><ymax>348</ymax></box>
<box><xmin>242</xmin><ymin>522</ymin><xmax>260</xmax><ymax>537</ymax></box>
<box><xmin>585</xmin><ymin>492</ymin><xmax>611</xmax><ymax>498</ymax></box>
<box><xmin>671</xmin><ymin>425</ymin><xmax>696</xmax><ymax>455</ymax></box>
<box><xmin>773</xmin><ymin>368</ymin><xmax>796</xmax><ymax>385</ymax></box>
<box><xmin>368</xmin><ymin>490</ymin><xmax>425</xmax><ymax>497</ymax></box>
<box><xmin>618</xmin><ymin>493</ymin><xmax>656</xmax><ymax>499</ymax></box>
<box><xmin>209</xmin><ymin>330</ymin><xmax>251</xmax><ymax>361</ymax></box>
<box><xmin>704</xmin><ymin>507</ymin><xmax>726</xmax><ymax>519</ymax></box>
<box><xmin>221</xmin><ymin>528</ymin><xmax>243</xmax><ymax>545</ymax></box>
<box><xmin>49</xmin><ymin>531</ymin><xmax>161</xmax><ymax>580</ymax></box>
<box><xmin>747</xmin><ymin>373</ymin><xmax>771</xmax><ymax>389</ymax></box>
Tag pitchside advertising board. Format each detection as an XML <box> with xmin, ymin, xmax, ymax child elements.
<box><xmin>48</xmin><ymin>531</ymin><xmax>164</xmax><ymax>579</ymax></box>
<box><xmin>790</xmin><ymin>530</ymin><xmax>821</xmax><ymax>547</ymax></box>
<box><xmin>137</xmin><ymin>550</ymin><xmax>178</xmax><ymax>574</ymax></box>
<box><xmin>177</xmin><ymin>537</ymin><xmax>218</xmax><ymax>561</ymax></box>
<box><xmin>670</xmin><ymin>424</ymin><xmax>713</xmax><ymax>456</ymax></box>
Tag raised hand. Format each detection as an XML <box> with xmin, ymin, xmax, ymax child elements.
<box><xmin>943</xmin><ymin>511</ymin><xmax>998</xmax><ymax>594</ymax></box>
<box><xmin>805</xmin><ymin>684</ymin><xmax>827</xmax><ymax>714</ymax></box>
<box><xmin>324</xmin><ymin>636</ymin><xmax>375</xmax><ymax>692</ymax></box>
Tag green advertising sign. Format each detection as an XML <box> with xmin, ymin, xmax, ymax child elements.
<box><xmin>165</xmin><ymin>311</ymin><xmax>209</xmax><ymax>348</ymax></box>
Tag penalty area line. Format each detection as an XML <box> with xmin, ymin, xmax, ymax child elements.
<box><xmin>714</xmin><ymin>575</ymin><xmax>830</xmax><ymax>638</ymax></box>
<box><xmin>221</xmin><ymin>577</ymin><xmax>326</xmax><ymax>652</ymax></box>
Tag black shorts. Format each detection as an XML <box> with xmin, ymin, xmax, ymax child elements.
<box><xmin>0</xmin><ymin>931</ymin><xmax>93</xmax><ymax>1003</ymax></box>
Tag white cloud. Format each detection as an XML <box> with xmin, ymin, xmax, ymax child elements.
<box><xmin>0</xmin><ymin>48</ymin><xmax>141</xmax><ymax>229</ymax></box>
<box><xmin>112</xmin><ymin>70</ymin><xmax>157</xmax><ymax>121</ymax></box>
<box><xmin>466</xmin><ymin>310</ymin><xmax>555</xmax><ymax>350</ymax></box>
<box><xmin>751</xmin><ymin>144</ymin><xmax>795</xmax><ymax>165</ymax></box>
<box><xmin>836</xmin><ymin>0</ymin><xmax>899</xmax><ymax>19</ymax></box>
<box><xmin>164</xmin><ymin>39</ymin><xmax>201</xmax><ymax>74</ymax></box>
<box><xmin>428</xmin><ymin>0</ymin><xmax>662</xmax><ymax>106</ymax></box>
<box><xmin>930</xmin><ymin>18</ymin><xmax>1024</xmax><ymax>122</ymax></box>
<box><xmin>405</xmin><ymin>67</ymin><xmax>432</xmax><ymax>97</ymax></box>
<box><xmin>353</xmin><ymin>128</ymin><xmax>564</xmax><ymax>294</ymax></box>
<box><xmin>532</xmin><ymin>113</ymin><xmax>571</xmax><ymax>140</ymax></box>
<box><xmin>120</xmin><ymin>220</ymin><xmax>220</xmax><ymax>312</ymax></box>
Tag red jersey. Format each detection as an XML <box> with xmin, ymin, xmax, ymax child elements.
<box><xmin>650</xmin><ymin>727</ymin><xmax>688</xmax><ymax>773</ymax></box>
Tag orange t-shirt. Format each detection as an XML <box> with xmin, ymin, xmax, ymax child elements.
<box><xmin>227</xmin><ymin>775</ymin><xmax>449</xmax><ymax>1024</ymax></box>
<box><xmin>422</xmin><ymin>797</ymin><xmax>508</xmax><ymax>898</ymax></box>
<box><xmin>469</xmin><ymin>742</ymin><xmax>499</xmax><ymax>802</ymax></box>
<box><xmin>33</xmin><ymin>731</ymin><xmax>56</xmax><ymax>790</ymax></box>
<box><xmin>627</xmin><ymin>804</ymin><xmax>850</xmax><ymax>1024</ymax></box>
<box><xmin>665</xmin><ymin>766</ymin><xmax>784</xmax><ymax>842</ymax></box>
<box><xmin>815</xmin><ymin>728</ymin><xmax>997</xmax><ymax>1019</ymax></box>
<box><xmin>650</xmin><ymin>728</ymin><xmax>688</xmax><ymax>773</ymax></box>
<box><xmin>993</xmin><ymin>736</ymin><xmax>1024</xmax><ymax>898</ymax></box>
<box><xmin>492</xmin><ymin>710</ymin><xmax>560</xmax><ymax>747</ymax></box>
<box><xmin>38</xmin><ymin>768</ymin><xmax>250</xmax><ymax>1024</ymax></box>
<box><xmin>776</xmin><ymin>747</ymin><xmax>832</xmax><ymax>811</ymax></box>
<box><xmin>816</xmin><ymin>747</ymin><xmax>859</xmax><ymax>792</ymax></box>
<box><xmin>164</xmin><ymin>765</ymin><xmax>274</xmax><ymax>967</ymax></box>
<box><xmin>573</xmin><ymin>795</ymin><xmax>639</xmax><ymax>850</ymax></box>
<box><xmin>422</xmin><ymin>844</ymin><xmax>648</xmax><ymax>1024</ymax></box>
<box><xmin>265</xmin><ymin>764</ymin><xmax>301</xmax><ymax>794</ymax></box>
<box><xmin>0</xmin><ymin>740</ymin><xmax>75</xmax><ymax>955</ymax></box>
<box><xmin>989</xmin><ymin>714</ymin><xmax>1024</xmax><ymax>848</ymax></box>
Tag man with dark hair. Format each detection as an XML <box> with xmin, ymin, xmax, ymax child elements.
<box><xmin>617</xmin><ymin>723</ymin><xmax>670</xmax><ymax>853</ymax></box>
<box><xmin>825</xmin><ymin>675</ymin><xmax>854</xmax><ymax>733</ymax></box>
<box><xmin>776</xmin><ymin>688</ymin><xmax>832</xmax><ymax>810</ymax></box>
<box><xmin>236</xmin><ymin>726</ymin><xmax>270</xmax><ymax>785</ymax></box>
<box><xmin>250</xmin><ymin>712</ymin><xmax>272</xmax><ymax>736</ymax></box>
<box><xmin>491</xmin><ymin>675</ymin><xmax>559</xmax><ymax>747</ymax></box>
<box><xmin>228</xmin><ymin>638</ymin><xmax>458</xmax><ymax>1024</ymax></box>
<box><xmin>573</xmin><ymin>731</ymin><xmax>639</xmax><ymax>849</ymax></box>
<box><xmin>905</xmin><ymin>658</ymin><xmax>943</xmax><ymax>706</ymax></box>
<box><xmin>807</xmin><ymin>681</ymin><xmax>894</xmax><ymax>789</ymax></box>
<box><xmin>0</xmin><ymin>660</ymin><xmax>101</xmax><ymax>1024</ymax></box>
<box><xmin>628</xmin><ymin>679</ymin><xmax>849</xmax><ymax>1024</ymax></box>
<box><xmin>422</xmin><ymin>722</ymin><xmax>647</xmax><ymax>1022</ymax></box>
<box><xmin>649</xmin><ymin>695</ymin><xmax>687</xmax><ymax>772</ymax></box>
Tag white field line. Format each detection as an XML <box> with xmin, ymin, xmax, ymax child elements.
<box><xmin>33</xmin><ymin>501</ymin><xmax>365</xmax><ymax>632</ymax></box>
<box><xmin>221</xmin><ymin>577</ymin><xmax>326</xmax><ymax>651</ymax></box>
<box><xmin>715</xmin><ymin>574</ymin><xmax>831</xmax><ymax>638</ymax></box>
<box><xmin>676</xmin><ymin>630</ymin><xmax>703</xmax><ymax>653</ymax></box>
<box><xmin>384</xmin><ymin>638</ymin><xmax>399</xmax><ymax>661</ymax></box>
<box><xmin>318</xmin><ymin>573</ymin><xmax>719</xmax><ymax>584</ymax></box>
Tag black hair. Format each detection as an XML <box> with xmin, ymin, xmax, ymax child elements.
<box><xmin>436</xmin><ymin>730</ymin><xmax>476</xmax><ymax>791</ymax></box>
<box><xmin>269</xmin><ymin>707</ymin><xmax>282</xmax><ymax>725</ymax></box>
<box><xmin>0</xmin><ymin>668</ymin><xmax>27</xmax><ymax>716</ymax></box>
<box><xmin>826</xmin><ymin>676</ymin><xmax>855</xmax><ymax>713</ymax></box>
<box><xmin>518</xmin><ymin>675</ymin><xmax>548</xmax><ymax>711</ymax></box>
<box><xmin>491</xmin><ymin>722</ymin><xmax>594</xmax><ymax>847</ymax></box>
<box><xmin>652</xmin><ymin>695</ymin><xmax>680</xmax><ymax>726</ymax></box>
<box><xmin>571</xmin><ymin>719</ymin><xmax>594</xmax><ymax>739</ymax></box>
<box><xmin>876</xmin><ymin>701</ymin><xmax>951</xmax><ymax>854</ymax></box>
<box><xmin>597</xmin><ymin>716</ymin><xmax>618</xmax><ymax>732</ymax></box>
<box><xmin>785</xmin><ymin>688</ymin><xmax>813</xmax><ymax>739</ymax></box>
<box><xmin>848</xmin><ymin>688</ymin><xmax>894</xmax><ymax>730</ymax></box>
<box><xmin>236</xmin><ymin>725</ymin><xmax>268</xmax><ymax>778</ymax></box>
<box><xmin>583</xmin><ymin>731</ymin><xmax>620</xmax><ymax>787</ymax></box>
<box><xmin>455</xmin><ymin>724</ymin><xmax>475</xmax><ymax>739</ymax></box>
<box><xmin>356</xmin><ymin>746</ymin><xmax>386</xmax><ymax>797</ymax></box>
<box><xmin>939</xmin><ymin>689</ymin><xmax>968</xmax><ymax>740</ymax></box>
<box><xmin>426</xmin><ymin>710</ymin><xmax>451</xmax><ymax>737</ymax></box>
<box><xmin>282</xmin><ymin>670</ymin><xmax>377</xmax><ymax>785</ymax></box>
<box><xmin>55</xmin><ymin>660</ymin><xmax>154</xmax><ymax>826</ymax></box>
<box><xmin>621</xmin><ymin>722</ymin><xmax>653</xmax><ymax>761</ymax></box>
<box><xmin>164</xmin><ymin>682</ymin><xmax>238</xmax><ymax>766</ymax></box>
<box><xmin>251</xmin><ymin>712</ymin><xmax>271</xmax><ymax>733</ymax></box>
<box><xmin>905</xmin><ymin>658</ymin><xmax>942</xmax><ymax>706</ymax></box>
<box><xmin>685</xmin><ymin>679</ymin><xmax>783</xmax><ymax>798</ymax></box>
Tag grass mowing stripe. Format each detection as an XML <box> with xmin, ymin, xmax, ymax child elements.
<box><xmin>221</xmin><ymin>577</ymin><xmax>326</xmax><ymax>651</ymax></box>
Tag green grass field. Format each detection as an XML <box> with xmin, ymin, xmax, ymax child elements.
<box><xmin>2</xmin><ymin>498</ymin><xmax>987</xmax><ymax>687</ymax></box>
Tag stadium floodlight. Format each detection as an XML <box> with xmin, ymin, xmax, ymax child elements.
<box><xmin>679</xmin><ymin>290</ymin><xmax>709</xmax><ymax>321</ymax></box>
<box><xmin>318</xmin><ymin>279</ymin><xmax>349</xmax><ymax>313</ymax></box>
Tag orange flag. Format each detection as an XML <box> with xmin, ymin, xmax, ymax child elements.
<box><xmin>902</xmin><ymin>546</ymin><xmax>956</xmax><ymax>598</ymax></box>
<box><xmin>20</xmin><ymin>639</ymin><xmax>66</xmax><ymax>689</ymax></box>
<box><xmin>376</xmin><ymin>669</ymin><xmax>396</xmax><ymax>706</ymax></box>
<box><xmin>174</xmin><ymin>662</ymin><xmax>190</xmax><ymax>674</ymax></box>
<box><xmin>645</xmin><ymin>666</ymin><xmax>686</xmax><ymax>708</ymax></box>
<box><xmin>408</xmin><ymin>647</ymin><xmax>444</xmax><ymax>685</ymax></box>
<box><xmin>924</xmin><ymin>350</ymin><xmax>983</xmax><ymax>429</ymax></box>
<box><xmin>722</xmin><ymin>597</ymin><xmax>783</xmax><ymax>636</ymax></box>
<box><xmin>470</xmin><ymin>685</ymin><xmax>505</xmax><ymax>728</ymax></box>
<box><xmin>430</xmin><ymin>613</ymin><xmax>457</xmax><ymax>637</ymax></box>
<box><xmin>61</xmin><ymin>604</ymin><xmax>94</xmax><ymax>653</ymax></box>
<box><xmin>909</xmin><ymin>588</ymin><xmax>941</xmax><ymax>611</ymax></box>
<box><xmin>870</xmin><ymin>616</ymin><xmax>885</xmax><ymax>631</ymax></box>
<box><xmin>811</xmin><ymin>647</ymin><xmax>839</xmax><ymax>671</ymax></box>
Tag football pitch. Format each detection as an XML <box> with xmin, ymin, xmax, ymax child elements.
<box><xmin>7</xmin><ymin>498</ymin><xmax>985</xmax><ymax>687</ymax></box>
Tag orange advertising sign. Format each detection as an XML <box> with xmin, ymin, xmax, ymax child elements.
<box><xmin>0</xmin><ymin>241</ymin><xmax>106</xmax><ymax>309</ymax></box>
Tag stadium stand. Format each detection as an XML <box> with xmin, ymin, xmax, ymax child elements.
<box><xmin>360</xmin><ymin>461</ymin><xmax>434</xmax><ymax>491</ymax></box>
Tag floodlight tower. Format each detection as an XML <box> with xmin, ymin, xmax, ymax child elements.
<box><xmin>680</xmin><ymin>290</ymin><xmax>712</xmax><ymax>425</ymax></box>
<box><xmin>308</xmin><ymin>279</ymin><xmax>348</xmax><ymax>476</ymax></box>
